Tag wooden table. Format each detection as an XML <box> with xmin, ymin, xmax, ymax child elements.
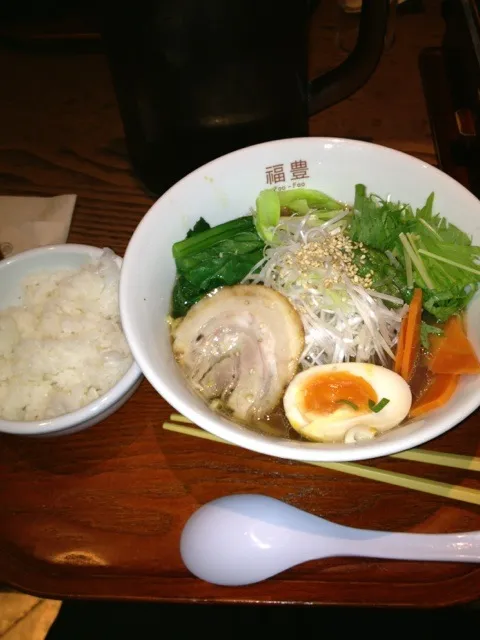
<box><xmin>1</xmin><ymin>1</ymin><xmax>480</xmax><ymax>607</ymax></box>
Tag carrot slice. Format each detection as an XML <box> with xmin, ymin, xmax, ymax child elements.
<box><xmin>428</xmin><ymin>315</ymin><xmax>480</xmax><ymax>375</ymax></box>
<box><xmin>400</xmin><ymin>288</ymin><xmax>423</xmax><ymax>383</ymax></box>
<box><xmin>409</xmin><ymin>373</ymin><xmax>459</xmax><ymax>418</ymax></box>
<box><xmin>394</xmin><ymin>315</ymin><xmax>407</xmax><ymax>374</ymax></box>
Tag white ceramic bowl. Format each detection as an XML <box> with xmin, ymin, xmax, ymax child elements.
<box><xmin>0</xmin><ymin>244</ymin><xmax>143</xmax><ymax>437</ymax></box>
<box><xmin>120</xmin><ymin>137</ymin><xmax>480</xmax><ymax>462</ymax></box>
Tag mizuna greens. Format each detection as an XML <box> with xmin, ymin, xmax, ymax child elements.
<box><xmin>348</xmin><ymin>184</ymin><xmax>480</xmax><ymax>320</ymax></box>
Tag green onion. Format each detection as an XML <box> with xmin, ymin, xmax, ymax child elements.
<box><xmin>368</xmin><ymin>397</ymin><xmax>390</xmax><ymax>413</ymax></box>
<box><xmin>336</xmin><ymin>399</ymin><xmax>359</xmax><ymax>410</ymax></box>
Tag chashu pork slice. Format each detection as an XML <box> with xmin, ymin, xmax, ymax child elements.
<box><xmin>172</xmin><ymin>284</ymin><xmax>304</xmax><ymax>422</ymax></box>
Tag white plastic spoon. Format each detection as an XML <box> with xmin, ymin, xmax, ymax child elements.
<box><xmin>180</xmin><ymin>494</ymin><xmax>480</xmax><ymax>586</ymax></box>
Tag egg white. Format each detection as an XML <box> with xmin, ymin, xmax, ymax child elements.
<box><xmin>283</xmin><ymin>363</ymin><xmax>412</xmax><ymax>443</ymax></box>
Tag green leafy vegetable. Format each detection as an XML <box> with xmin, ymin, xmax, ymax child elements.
<box><xmin>254</xmin><ymin>188</ymin><xmax>345</xmax><ymax>242</ymax></box>
<box><xmin>398</xmin><ymin>232</ymin><xmax>434</xmax><ymax>289</ymax></box>
<box><xmin>277</xmin><ymin>188</ymin><xmax>344</xmax><ymax>212</ymax></box>
<box><xmin>347</xmin><ymin>184</ymin><xmax>480</xmax><ymax>321</ymax></box>
<box><xmin>417</xmin><ymin>249</ymin><xmax>480</xmax><ymax>277</ymax></box>
<box><xmin>348</xmin><ymin>184</ymin><xmax>409</xmax><ymax>251</ymax></box>
<box><xmin>186</xmin><ymin>217</ymin><xmax>210</xmax><ymax>238</ymax></box>
<box><xmin>415</xmin><ymin>191</ymin><xmax>473</xmax><ymax>246</ymax></box>
<box><xmin>171</xmin><ymin>216</ymin><xmax>265</xmax><ymax>317</ymax></box>
<box><xmin>287</xmin><ymin>199</ymin><xmax>309</xmax><ymax>215</ymax></box>
<box><xmin>422</xmin><ymin>286</ymin><xmax>476</xmax><ymax>322</ymax></box>
<box><xmin>420</xmin><ymin>321</ymin><xmax>444</xmax><ymax>350</ymax></box>
<box><xmin>351</xmin><ymin>246</ymin><xmax>408</xmax><ymax>301</ymax></box>
<box><xmin>254</xmin><ymin>189</ymin><xmax>281</xmax><ymax>242</ymax></box>
<box><xmin>336</xmin><ymin>399</ymin><xmax>359</xmax><ymax>410</ymax></box>
<box><xmin>368</xmin><ymin>397</ymin><xmax>390</xmax><ymax>413</ymax></box>
<box><xmin>171</xmin><ymin>275</ymin><xmax>205</xmax><ymax>318</ymax></box>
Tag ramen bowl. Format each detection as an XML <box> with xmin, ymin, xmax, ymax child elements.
<box><xmin>120</xmin><ymin>137</ymin><xmax>480</xmax><ymax>462</ymax></box>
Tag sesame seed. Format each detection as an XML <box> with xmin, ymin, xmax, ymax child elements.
<box><xmin>288</xmin><ymin>233</ymin><xmax>375</xmax><ymax>290</ymax></box>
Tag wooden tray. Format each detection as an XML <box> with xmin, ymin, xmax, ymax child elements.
<box><xmin>0</xmin><ymin>25</ymin><xmax>479</xmax><ymax>607</ymax></box>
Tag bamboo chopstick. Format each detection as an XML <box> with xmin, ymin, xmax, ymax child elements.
<box><xmin>163</xmin><ymin>416</ymin><xmax>480</xmax><ymax>507</ymax></box>
<box><xmin>170</xmin><ymin>414</ymin><xmax>194</xmax><ymax>424</ymax></box>
<box><xmin>168</xmin><ymin>414</ymin><xmax>480</xmax><ymax>472</ymax></box>
<box><xmin>392</xmin><ymin>448</ymin><xmax>480</xmax><ymax>472</ymax></box>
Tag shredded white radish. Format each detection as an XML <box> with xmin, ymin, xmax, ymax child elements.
<box><xmin>242</xmin><ymin>213</ymin><xmax>407</xmax><ymax>368</ymax></box>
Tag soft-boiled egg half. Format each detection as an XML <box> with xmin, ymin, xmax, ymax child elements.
<box><xmin>283</xmin><ymin>363</ymin><xmax>412</xmax><ymax>444</ymax></box>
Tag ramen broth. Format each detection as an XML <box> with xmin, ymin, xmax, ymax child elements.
<box><xmin>169</xmin><ymin>311</ymin><xmax>436</xmax><ymax>442</ymax></box>
<box><xmin>233</xmin><ymin>359</ymin><xmax>435</xmax><ymax>441</ymax></box>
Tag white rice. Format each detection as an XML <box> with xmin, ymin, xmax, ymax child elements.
<box><xmin>0</xmin><ymin>248</ymin><xmax>133</xmax><ymax>422</ymax></box>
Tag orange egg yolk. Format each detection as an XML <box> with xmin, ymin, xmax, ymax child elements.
<box><xmin>301</xmin><ymin>372</ymin><xmax>378</xmax><ymax>415</ymax></box>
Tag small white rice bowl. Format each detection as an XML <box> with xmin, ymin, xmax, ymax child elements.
<box><xmin>0</xmin><ymin>244</ymin><xmax>142</xmax><ymax>437</ymax></box>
